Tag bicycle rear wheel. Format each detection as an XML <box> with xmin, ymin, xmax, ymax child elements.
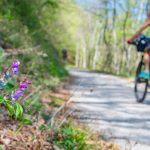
<box><xmin>134</xmin><ymin>61</ymin><xmax>148</xmax><ymax>103</ymax></box>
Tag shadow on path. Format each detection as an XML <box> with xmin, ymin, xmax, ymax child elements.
<box><xmin>69</xmin><ymin>70</ymin><xmax>150</xmax><ymax>148</ymax></box>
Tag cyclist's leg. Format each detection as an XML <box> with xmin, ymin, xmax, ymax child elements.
<box><xmin>144</xmin><ymin>52</ymin><xmax>149</xmax><ymax>71</ymax></box>
<box><xmin>139</xmin><ymin>45</ymin><xmax>150</xmax><ymax>78</ymax></box>
<box><xmin>144</xmin><ymin>44</ymin><xmax>150</xmax><ymax>69</ymax></box>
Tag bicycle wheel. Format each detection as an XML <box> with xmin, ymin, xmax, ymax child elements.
<box><xmin>134</xmin><ymin>61</ymin><xmax>148</xmax><ymax>103</ymax></box>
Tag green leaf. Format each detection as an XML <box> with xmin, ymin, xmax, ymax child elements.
<box><xmin>24</xmin><ymin>99</ymin><xmax>33</xmax><ymax>107</ymax></box>
<box><xmin>0</xmin><ymin>96</ymin><xmax>4</xmax><ymax>104</ymax></box>
<box><xmin>19</xmin><ymin>117</ymin><xmax>32</xmax><ymax>125</ymax></box>
<box><xmin>6</xmin><ymin>102</ymin><xmax>15</xmax><ymax>116</ymax></box>
<box><xmin>5</xmin><ymin>79</ymin><xmax>16</xmax><ymax>90</ymax></box>
<box><xmin>15</xmin><ymin>103</ymin><xmax>23</xmax><ymax>118</ymax></box>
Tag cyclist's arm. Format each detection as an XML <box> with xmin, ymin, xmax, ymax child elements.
<box><xmin>129</xmin><ymin>19</ymin><xmax>150</xmax><ymax>41</ymax></box>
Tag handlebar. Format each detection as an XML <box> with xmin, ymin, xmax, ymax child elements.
<box><xmin>129</xmin><ymin>33</ymin><xmax>148</xmax><ymax>46</ymax></box>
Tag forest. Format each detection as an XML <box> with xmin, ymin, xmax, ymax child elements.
<box><xmin>0</xmin><ymin>0</ymin><xmax>149</xmax><ymax>149</ymax></box>
<box><xmin>75</xmin><ymin>0</ymin><xmax>150</xmax><ymax>76</ymax></box>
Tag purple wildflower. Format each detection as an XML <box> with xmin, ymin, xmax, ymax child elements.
<box><xmin>19</xmin><ymin>79</ymin><xmax>32</xmax><ymax>91</ymax></box>
<box><xmin>12</xmin><ymin>68</ymin><xmax>19</xmax><ymax>75</ymax></box>
<box><xmin>11</xmin><ymin>77</ymin><xmax>32</xmax><ymax>101</ymax></box>
<box><xmin>12</xmin><ymin>60</ymin><xmax>20</xmax><ymax>75</ymax></box>
<box><xmin>11</xmin><ymin>60</ymin><xmax>20</xmax><ymax>68</ymax></box>
<box><xmin>22</xmin><ymin>79</ymin><xmax>32</xmax><ymax>85</ymax></box>
<box><xmin>11</xmin><ymin>90</ymin><xmax>24</xmax><ymax>101</ymax></box>
<box><xmin>19</xmin><ymin>85</ymin><xmax>28</xmax><ymax>91</ymax></box>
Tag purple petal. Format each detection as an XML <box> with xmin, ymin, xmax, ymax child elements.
<box><xmin>11</xmin><ymin>61</ymin><xmax>20</xmax><ymax>73</ymax></box>
<box><xmin>12</xmin><ymin>71</ymin><xmax>19</xmax><ymax>74</ymax></box>
<box><xmin>11</xmin><ymin>90</ymin><xmax>24</xmax><ymax>101</ymax></box>
<box><xmin>12</xmin><ymin>64</ymin><xmax>19</xmax><ymax>68</ymax></box>
<box><xmin>15</xmin><ymin>90</ymin><xmax>23</xmax><ymax>95</ymax></box>
<box><xmin>23</xmin><ymin>79</ymin><xmax>32</xmax><ymax>85</ymax></box>
<box><xmin>12</xmin><ymin>63</ymin><xmax>20</xmax><ymax>68</ymax></box>
<box><xmin>19</xmin><ymin>85</ymin><xmax>28</xmax><ymax>91</ymax></box>
<box><xmin>12</xmin><ymin>68</ymin><xmax>19</xmax><ymax>75</ymax></box>
<box><xmin>12</xmin><ymin>68</ymin><xmax>19</xmax><ymax>72</ymax></box>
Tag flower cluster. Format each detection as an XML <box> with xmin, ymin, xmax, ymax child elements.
<box><xmin>11</xmin><ymin>79</ymin><xmax>32</xmax><ymax>101</ymax></box>
<box><xmin>0</xmin><ymin>60</ymin><xmax>32</xmax><ymax>101</ymax></box>
<box><xmin>0</xmin><ymin>60</ymin><xmax>20</xmax><ymax>87</ymax></box>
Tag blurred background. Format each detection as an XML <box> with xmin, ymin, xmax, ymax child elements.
<box><xmin>0</xmin><ymin>0</ymin><xmax>150</xmax><ymax>80</ymax></box>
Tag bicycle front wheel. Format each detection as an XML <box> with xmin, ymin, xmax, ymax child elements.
<box><xmin>134</xmin><ymin>61</ymin><xmax>148</xmax><ymax>103</ymax></box>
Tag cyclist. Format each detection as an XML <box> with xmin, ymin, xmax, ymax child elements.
<box><xmin>62</xmin><ymin>48</ymin><xmax>67</xmax><ymax>65</ymax></box>
<box><xmin>127</xmin><ymin>9</ymin><xmax>150</xmax><ymax>78</ymax></box>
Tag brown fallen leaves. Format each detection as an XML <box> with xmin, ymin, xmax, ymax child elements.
<box><xmin>0</xmin><ymin>81</ymin><xmax>71</xmax><ymax>150</ymax></box>
<box><xmin>0</xmin><ymin>123</ymin><xmax>55</xmax><ymax>150</ymax></box>
<box><xmin>86</xmin><ymin>140</ymin><xmax>121</xmax><ymax>150</ymax></box>
<box><xmin>41</xmin><ymin>89</ymin><xmax>70</xmax><ymax>104</ymax></box>
<box><xmin>0</xmin><ymin>84</ymin><xmax>71</xmax><ymax>150</ymax></box>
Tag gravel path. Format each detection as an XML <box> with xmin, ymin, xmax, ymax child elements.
<box><xmin>69</xmin><ymin>69</ymin><xmax>150</xmax><ymax>150</ymax></box>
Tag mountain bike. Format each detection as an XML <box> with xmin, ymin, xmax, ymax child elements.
<box><xmin>130</xmin><ymin>33</ymin><xmax>150</xmax><ymax>103</ymax></box>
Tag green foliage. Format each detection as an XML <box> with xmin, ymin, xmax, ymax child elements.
<box><xmin>0</xmin><ymin>96</ymin><xmax>4</xmax><ymax>104</ymax></box>
<box><xmin>39</xmin><ymin>124</ymin><xmax>48</xmax><ymax>130</ymax></box>
<box><xmin>41</xmin><ymin>112</ymin><xmax>52</xmax><ymax>122</ymax></box>
<box><xmin>0</xmin><ymin>0</ymin><xmax>80</xmax><ymax>77</ymax></box>
<box><xmin>15</xmin><ymin>102</ymin><xmax>23</xmax><ymax>118</ymax></box>
<box><xmin>53</xmin><ymin>124</ymin><xmax>90</xmax><ymax>150</ymax></box>
<box><xmin>25</xmin><ymin>99</ymin><xmax>43</xmax><ymax>115</ymax></box>
<box><xmin>5</xmin><ymin>78</ymin><xmax>16</xmax><ymax>91</ymax></box>
<box><xmin>6</xmin><ymin>100</ymin><xmax>15</xmax><ymax>116</ymax></box>
<box><xmin>50</xmin><ymin>96</ymin><xmax>64</xmax><ymax>107</ymax></box>
<box><xmin>0</xmin><ymin>97</ymin><xmax>23</xmax><ymax>119</ymax></box>
<box><xmin>19</xmin><ymin>116</ymin><xmax>32</xmax><ymax>125</ymax></box>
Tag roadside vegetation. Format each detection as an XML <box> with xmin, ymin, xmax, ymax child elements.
<box><xmin>0</xmin><ymin>0</ymin><xmax>86</xmax><ymax>149</ymax></box>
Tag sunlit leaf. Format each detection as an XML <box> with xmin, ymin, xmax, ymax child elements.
<box><xmin>15</xmin><ymin>102</ymin><xmax>23</xmax><ymax>118</ymax></box>
<box><xmin>19</xmin><ymin>117</ymin><xmax>32</xmax><ymax>125</ymax></box>
<box><xmin>6</xmin><ymin>102</ymin><xmax>15</xmax><ymax>116</ymax></box>
<box><xmin>0</xmin><ymin>96</ymin><xmax>4</xmax><ymax>104</ymax></box>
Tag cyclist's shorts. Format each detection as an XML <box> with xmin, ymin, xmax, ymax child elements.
<box><xmin>137</xmin><ymin>37</ymin><xmax>150</xmax><ymax>52</ymax></box>
<box><xmin>145</xmin><ymin>43</ymin><xmax>150</xmax><ymax>53</ymax></box>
